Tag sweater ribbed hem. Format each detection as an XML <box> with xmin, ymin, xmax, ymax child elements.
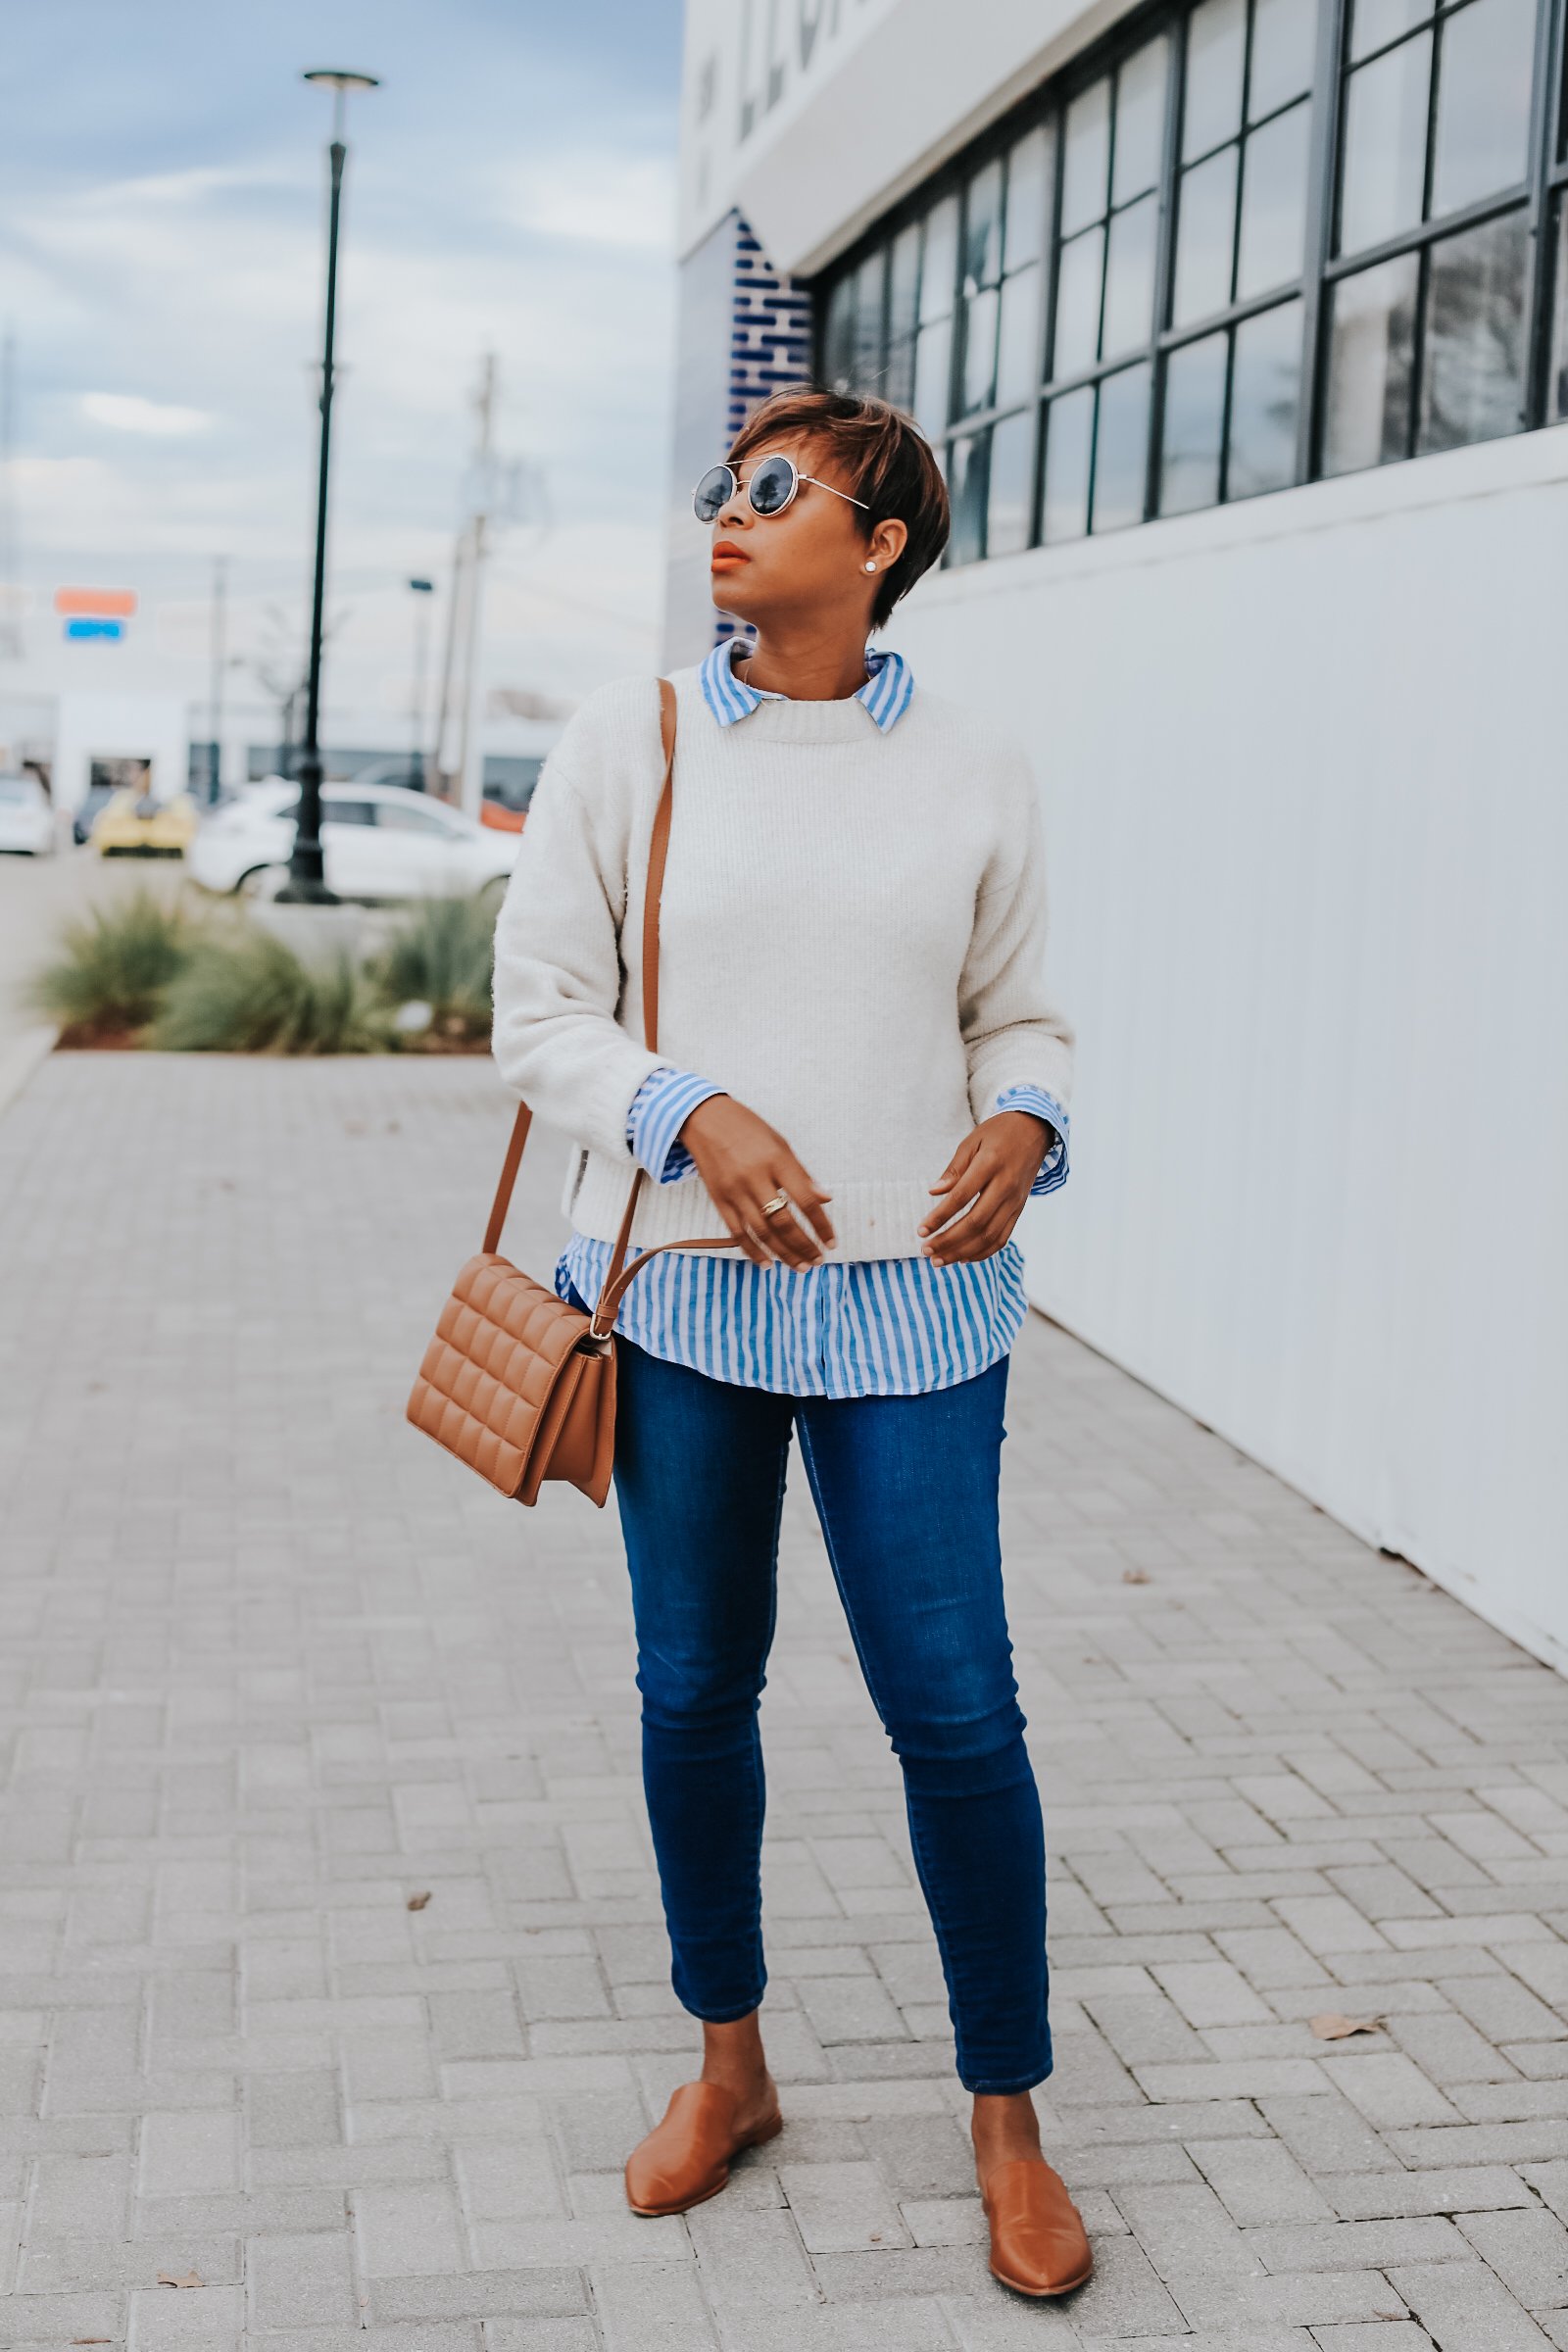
<box><xmin>566</xmin><ymin>1153</ymin><xmax>939</xmax><ymax>1261</ymax></box>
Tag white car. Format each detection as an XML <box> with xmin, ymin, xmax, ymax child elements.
<box><xmin>0</xmin><ymin>771</ymin><xmax>56</xmax><ymax>855</ymax></box>
<box><xmin>188</xmin><ymin>779</ymin><xmax>519</xmax><ymax>901</ymax></box>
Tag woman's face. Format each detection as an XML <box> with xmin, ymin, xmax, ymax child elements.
<box><xmin>707</xmin><ymin>433</ymin><xmax>905</xmax><ymax>630</ymax></box>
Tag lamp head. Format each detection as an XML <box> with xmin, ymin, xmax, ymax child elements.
<box><xmin>303</xmin><ymin>70</ymin><xmax>380</xmax><ymax>140</ymax></box>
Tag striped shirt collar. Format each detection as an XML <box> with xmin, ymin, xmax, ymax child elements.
<box><xmin>698</xmin><ymin>635</ymin><xmax>914</xmax><ymax>733</ymax></box>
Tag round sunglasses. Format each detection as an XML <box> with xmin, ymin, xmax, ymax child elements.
<box><xmin>693</xmin><ymin>453</ymin><xmax>869</xmax><ymax>524</ymax></box>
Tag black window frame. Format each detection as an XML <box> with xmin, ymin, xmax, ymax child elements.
<box><xmin>815</xmin><ymin>0</ymin><xmax>1567</xmax><ymax>562</ymax></box>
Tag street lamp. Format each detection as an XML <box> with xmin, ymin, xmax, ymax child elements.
<box><xmin>281</xmin><ymin>67</ymin><xmax>380</xmax><ymax>902</ymax></box>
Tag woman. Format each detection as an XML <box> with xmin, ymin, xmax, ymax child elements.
<box><xmin>492</xmin><ymin>388</ymin><xmax>1089</xmax><ymax>2301</ymax></box>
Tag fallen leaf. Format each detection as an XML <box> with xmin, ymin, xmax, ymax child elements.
<box><xmin>1121</xmin><ymin>1567</ymin><xmax>1152</xmax><ymax>1585</ymax></box>
<box><xmin>407</xmin><ymin>1890</ymin><xmax>432</xmax><ymax>1911</ymax></box>
<box><xmin>1309</xmin><ymin>2012</ymin><xmax>1384</xmax><ymax>2040</ymax></box>
<box><xmin>158</xmin><ymin>2269</ymin><xmax>204</xmax><ymax>2289</ymax></box>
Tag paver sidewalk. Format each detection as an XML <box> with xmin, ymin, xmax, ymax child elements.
<box><xmin>1</xmin><ymin>1053</ymin><xmax>1566</xmax><ymax>2352</ymax></box>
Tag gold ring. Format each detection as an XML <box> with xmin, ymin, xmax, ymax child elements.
<box><xmin>760</xmin><ymin>1192</ymin><xmax>790</xmax><ymax>1218</ymax></box>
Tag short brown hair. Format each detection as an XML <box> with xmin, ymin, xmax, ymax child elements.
<box><xmin>726</xmin><ymin>388</ymin><xmax>949</xmax><ymax>630</ymax></box>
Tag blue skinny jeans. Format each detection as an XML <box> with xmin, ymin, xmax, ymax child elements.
<box><xmin>609</xmin><ymin>1335</ymin><xmax>1051</xmax><ymax>2097</ymax></box>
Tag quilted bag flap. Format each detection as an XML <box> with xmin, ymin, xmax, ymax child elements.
<box><xmin>406</xmin><ymin>1251</ymin><xmax>594</xmax><ymax>1497</ymax></box>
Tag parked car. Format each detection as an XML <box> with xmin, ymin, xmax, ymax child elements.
<box><xmin>73</xmin><ymin>779</ymin><xmax>119</xmax><ymax>846</ymax></box>
<box><xmin>0</xmin><ymin>771</ymin><xmax>55</xmax><ymax>856</ymax></box>
<box><xmin>92</xmin><ymin>786</ymin><xmax>199</xmax><ymax>858</ymax></box>
<box><xmin>187</xmin><ymin>780</ymin><xmax>521</xmax><ymax>901</ymax></box>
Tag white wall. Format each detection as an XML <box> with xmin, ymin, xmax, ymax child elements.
<box><xmin>893</xmin><ymin>427</ymin><xmax>1568</xmax><ymax>1671</ymax></box>
<box><xmin>51</xmin><ymin>692</ymin><xmax>190</xmax><ymax>813</ymax></box>
<box><xmin>680</xmin><ymin>0</ymin><xmax>1138</xmax><ymax>272</ymax></box>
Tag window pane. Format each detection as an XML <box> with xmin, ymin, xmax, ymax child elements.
<box><xmin>1043</xmin><ymin>386</ymin><xmax>1095</xmax><ymax>540</ymax></box>
<box><xmin>964</xmin><ymin>159</ymin><xmax>1005</xmax><ymax>290</ymax></box>
<box><xmin>1250</xmin><ymin>0</ymin><xmax>1317</xmax><ymax>121</ymax></box>
<box><xmin>1114</xmin><ymin>37</ymin><xmax>1170</xmax><ymax>203</ymax></box>
<box><xmin>913</xmin><ymin>316</ymin><xmax>954</xmax><ymax>432</ymax></box>
<box><xmin>1054</xmin><ymin>225</ymin><xmax>1105</xmax><ymax>375</ymax></box>
<box><xmin>1229</xmin><ymin>296</ymin><xmax>1303</xmax><ymax>493</ymax></box>
<box><xmin>1551</xmin><ymin>197</ymin><xmax>1568</xmax><ymax>421</ymax></box>
<box><xmin>1321</xmin><ymin>251</ymin><xmax>1418</xmax><ymax>473</ymax></box>
<box><xmin>1430</xmin><ymin>0</ymin><xmax>1537</xmax><ymax>219</ymax></box>
<box><xmin>1237</xmin><ymin>99</ymin><xmax>1311</xmax><ymax>298</ymax></box>
<box><xmin>1160</xmin><ymin>329</ymin><xmax>1228</xmax><ymax>514</ymax></box>
<box><xmin>1062</xmin><ymin>77</ymin><xmax>1112</xmax><ymax>233</ymax></box>
<box><xmin>887</xmin><ymin>334</ymin><xmax>917</xmax><ymax>414</ymax></box>
<box><xmin>1349</xmin><ymin>0</ymin><xmax>1432</xmax><ymax>62</ymax></box>
<box><xmin>1174</xmin><ymin>146</ymin><xmax>1240</xmax><ymax>325</ymax></box>
<box><xmin>959</xmin><ymin>283</ymin><xmax>1001</xmax><ymax>414</ymax></box>
<box><xmin>920</xmin><ymin>195</ymin><xmax>958</xmax><ymax>321</ymax></box>
<box><xmin>1093</xmin><ymin>362</ymin><xmax>1152</xmax><ymax>529</ymax></box>
<box><xmin>852</xmin><ymin>251</ymin><xmax>886</xmax><ymax>386</ymax></box>
<box><xmin>948</xmin><ymin>431</ymin><xmax>990</xmax><ymax>564</ymax></box>
<box><xmin>1338</xmin><ymin>34</ymin><xmax>1432</xmax><ymax>256</ymax></box>
<box><xmin>997</xmin><ymin>265</ymin><xmax>1042</xmax><ymax>405</ymax></box>
<box><xmin>889</xmin><ymin>221</ymin><xmax>921</xmax><ymax>347</ymax></box>
<box><xmin>1004</xmin><ymin>126</ymin><xmax>1054</xmax><ymax>270</ymax></box>
<box><xmin>823</xmin><ymin>275</ymin><xmax>855</xmax><ymax>389</ymax></box>
<box><xmin>1418</xmin><ymin>208</ymin><xmax>1530</xmax><ymax>454</ymax></box>
<box><xmin>988</xmin><ymin>410</ymin><xmax>1037</xmax><ymax>555</ymax></box>
<box><xmin>1184</xmin><ymin>0</ymin><xmax>1248</xmax><ymax>160</ymax></box>
<box><xmin>1102</xmin><ymin>195</ymin><xmax>1159</xmax><ymax>357</ymax></box>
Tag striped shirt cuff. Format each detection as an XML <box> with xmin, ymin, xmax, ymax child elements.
<box><xmin>995</xmin><ymin>1085</ymin><xmax>1070</xmax><ymax>1198</ymax></box>
<box><xmin>627</xmin><ymin>1065</ymin><xmax>726</xmax><ymax>1184</ymax></box>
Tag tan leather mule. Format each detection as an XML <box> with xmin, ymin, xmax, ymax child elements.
<box><xmin>624</xmin><ymin>2081</ymin><xmax>784</xmax><ymax>2217</ymax></box>
<box><xmin>982</xmin><ymin>2157</ymin><xmax>1094</xmax><ymax>2296</ymax></box>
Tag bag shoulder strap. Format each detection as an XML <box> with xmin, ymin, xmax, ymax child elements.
<box><xmin>482</xmin><ymin>676</ymin><xmax>677</xmax><ymax>1263</ymax></box>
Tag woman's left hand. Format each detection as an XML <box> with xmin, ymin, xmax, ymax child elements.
<box><xmin>919</xmin><ymin>1111</ymin><xmax>1052</xmax><ymax>1265</ymax></box>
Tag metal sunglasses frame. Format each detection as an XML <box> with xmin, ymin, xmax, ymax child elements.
<box><xmin>693</xmin><ymin>453</ymin><xmax>870</xmax><ymax>523</ymax></box>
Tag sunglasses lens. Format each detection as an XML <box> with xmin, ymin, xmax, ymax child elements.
<box><xmin>748</xmin><ymin>456</ymin><xmax>796</xmax><ymax>515</ymax></box>
<box><xmin>693</xmin><ymin>466</ymin><xmax>733</xmax><ymax>523</ymax></box>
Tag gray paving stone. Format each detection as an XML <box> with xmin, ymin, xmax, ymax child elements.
<box><xmin>1390</xmin><ymin>2261</ymin><xmax>1560</xmax><ymax>2348</ymax></box>
<box><xmin>1457</xmin><ymin>2208</ymin><xmax>1568</xmax><ymax>2311</ymax></box>
<box><xmin>1</xmin><ymin>1054</ymin><xmax>1566</xmax><ymax>2352</ymax></box>
<box><xmin>1188</xmin><ymin>2135</ymin><xmax>1337</xmax><ymax>2226</ymax></box>
<box><xmin>1320</xmin><ymin>2166</ymin><xmax>1536</xmax><ymax>2219</ymax></box>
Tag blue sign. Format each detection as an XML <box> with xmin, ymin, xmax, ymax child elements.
<box><xmin>65</xmin><ymin>616</ymin><xmax>124</xmax><ymax>641</ymax></box>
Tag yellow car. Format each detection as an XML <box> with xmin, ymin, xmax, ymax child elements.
<box><xmin>91</xmin><ymin>787</ymin><xmax>199</xmax><ymax>858</ymax></box>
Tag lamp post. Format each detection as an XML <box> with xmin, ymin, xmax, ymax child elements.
<box><xmin>408</xmin><ymin>575</ymin><xmax>434</xmax><ymax>788</ymax></box>
<box><xmin>281</xmin><ymin>67</ymin><xmax>379</xmax><ymax>902</ymax></box>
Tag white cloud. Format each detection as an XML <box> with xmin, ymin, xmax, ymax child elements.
<box><xmin>497</xmin><ymin>151</ymin><xmax>676</xmax><ymax>253</ymax></box>
<box><xmin>80</xmin><ymin>392</ymin><xmax>213</xmax><ymax>437</ymax></box>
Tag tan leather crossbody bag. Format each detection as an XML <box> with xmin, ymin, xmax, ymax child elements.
<box><xmin>406</xmin><ymin>680</ymin><xmax>735</xmax><ymax>1507</ymax></box>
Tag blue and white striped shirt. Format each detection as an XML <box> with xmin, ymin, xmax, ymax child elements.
<box><xmin>557</xmin><ymin>638</ymin><xmax>1069</xmax><ymax>1398</ymax></box>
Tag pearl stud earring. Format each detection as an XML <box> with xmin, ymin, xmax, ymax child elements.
<box><xmin>864</xmin><ymin>561</ymin><xmax>877</xmax><ymax>572</ymax></box>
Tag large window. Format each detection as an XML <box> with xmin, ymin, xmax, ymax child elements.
<box><xmin>820</xmin><ymin>0</ymin><xmax>1567</xmax><ymax>560</ymax></box>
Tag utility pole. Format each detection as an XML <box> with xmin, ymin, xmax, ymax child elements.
<box><xmin>0</xmin><ymin>326</ymin><xmax>22</xmax><ymax>664</ymax></box>
<box><xmin>207</xmin><ymin>555</ymin><xmax>227</xmax><ymax>803</ymax></box>
<box><xmin>407</xmin><ymin>575</ymin><xmax>434</xmax><ymax>786</ymax></box>
<box><xmin>455</xmin><ymin>353</ymin><xmax>496</xmax><ymax>821</ymax></box>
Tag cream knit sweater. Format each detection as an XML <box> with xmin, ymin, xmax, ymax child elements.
<box><xmin>491</xmin><ymin>665</ymin><xmax>1073</xmax><ymax>1260</ymax></box>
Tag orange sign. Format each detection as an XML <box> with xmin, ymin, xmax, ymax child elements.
<box><xmin>55</xmin><ymin>587</ymin><xmax>137</xmax><ymax>617</ymax></box>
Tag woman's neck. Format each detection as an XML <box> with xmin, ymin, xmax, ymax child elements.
<box><xmin>735</xmin><ymin>620</ymin><xmax>871</xmax><ymax>704</ymax></box>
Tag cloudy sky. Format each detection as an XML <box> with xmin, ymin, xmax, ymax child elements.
<box><xmin>0</xmin><ymin>0</ymin><xmax>685</xmax><ymax>756</ymax></box>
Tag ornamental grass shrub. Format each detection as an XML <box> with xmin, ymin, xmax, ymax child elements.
<box><xmin>26</xmin><ymin>888</ymin><xmax>195</xmax><ymax>1044</ymax></box>
<box><xmin>148</xmin><ymin>926</ymin><xmax>395</xmax><ymax>1055</ymax></box>
<box><xmin>368</xmin><ymin>893</ymin><xmax>496</xmax><ymax>1047</ymax></box>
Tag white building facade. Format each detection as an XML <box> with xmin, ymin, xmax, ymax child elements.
<box><xmin>669</xmin><ymin>0</ymin><xmax>1568</xmax><ymax>1669</ymax></box>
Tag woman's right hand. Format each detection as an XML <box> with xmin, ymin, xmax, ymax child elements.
<box><xmin>677</xmin><ymin>1096</ymin><xmax>836</xmax><ymax>1268</ymax></box>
